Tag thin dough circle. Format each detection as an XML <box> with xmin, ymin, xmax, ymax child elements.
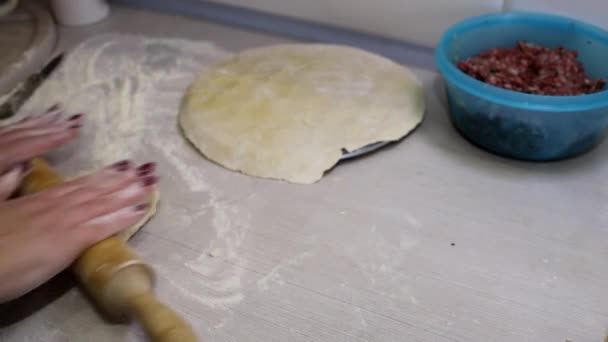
<box><xmin>179</xmin><ymin>44</ymin><xmax>425</xmax><ymax>184</ymax></box>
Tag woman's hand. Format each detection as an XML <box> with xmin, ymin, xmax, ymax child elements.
<box><xmin>0</xmin><ymin>160</ymin><xmax>158</xmax><ymax>302</ymax></box>
<box><xmin>0</xmin><ymin>104</ymin><xmax>81</xmax><ymax>199</ymax></box>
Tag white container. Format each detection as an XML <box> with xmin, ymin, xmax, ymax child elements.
<box><xmin>50</xmin><ymin>0</ymin><xmax>109</xmax><ymax>26</ymax></box>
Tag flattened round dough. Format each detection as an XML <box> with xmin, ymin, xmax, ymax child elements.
<box><xmin>179</xmin><ymin>44</ymin><xmax>426</xmax><ymax>184</ymax></box>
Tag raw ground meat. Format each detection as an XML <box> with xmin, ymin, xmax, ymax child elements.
<box><xmin>458</xmin><ymin>41</ymin><xmax>605</xmax><ymax>96</ymax></box>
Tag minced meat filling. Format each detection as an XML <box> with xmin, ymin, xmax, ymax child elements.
<box><xmin>457</xmin><ymin>41</ymin><xmax>605</xmax><ymax>96</ymax></box>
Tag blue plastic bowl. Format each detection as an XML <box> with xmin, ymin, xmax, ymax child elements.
<box><xmin>435</xmin><ymin>12</ymin><xmax>608</xmax><ymax>161</ymax></box>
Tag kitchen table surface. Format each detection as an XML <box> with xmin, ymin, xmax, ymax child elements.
<box><xmin>1</xmin><ymin>5</ymin><xmax>607</xmax><ymax>342</ymax></box>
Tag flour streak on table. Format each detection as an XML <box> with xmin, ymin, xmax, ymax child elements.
<box><xmin>16</xmin><ymin>34</ymin><xmax>256</xmax><ymax>313</ymax></box>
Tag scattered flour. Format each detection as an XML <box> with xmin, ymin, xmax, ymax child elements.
<box><xmin>173</xmin><ymin>197</ymin><xmax>252</xmax><ymax>309</ymax></box>
<box><xmin>341</xmin><ymin>226</ymin><xmax>419</xmax><ymax>301</ymax></box>
<box><xmin>161</xmin><ymin>273</ymin><xmax>245</xmax><ymax>309</ymax></box>
<box><xmin>406</xmin><ymin>214</ymin><xmax>423</xmax><ymax>228</ymax></box>
<box><xmin>14</xmin><ymin>34</ymin><xmax>252</xmax><ymax>310</ymax></box>
<box><xmin>1</xmin><ymin>33</ymin><xmax>425</xmax><ymax>340</ymax></box>
<box><xmin>257</xmin><ymin>251</ymin><xmax>315</xmax><ymax>291</ymax></box>
<box><xmin>19</xmin><ymin>34</ymin><xmax>230</xmax><ymax>174</ymax></box>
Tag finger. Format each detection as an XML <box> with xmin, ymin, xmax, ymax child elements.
<box><xmin>0</xmin><ymin>103</ymin><xmax>59</xmax><ymax>129</ymax></box>
<box><xmin>23</xmin><ymin>160</ymin><xmax>143</xmax><ymax>213</ymax></box>
<box><xmin>72</xmin><ymin>202</ymin><xmax>151</xmax><ymax>247</ymax></box>
<box><xmin>41</xmin><ymin>160</ymin><xmax>137</xmax><ymax>201</ymax></box>
<box><xmin>62</xmin><ymin>175</ymin><xmax>157</xmax><ymax>229</ymax></box>
<box><xmin>17</xmin><ymin>161</ymin><xmax>153</xmax><ymax>216</ymax></box>
<box><xmin>0</xmin><ymin>126</ymin><xmax>80</xmax><ymax>169</ymax></box>
<box><xmin>3</xmin><ymin>110</ymin><xmax>62</xmax><ymax>133</ymax></box>
<box><xmin>0</xmin><ymin>114</ymin><xmax>81</xmax><ymax>144</ymax></box>
<box><xmin>8</xmin><ymin>107</ymin><xmax>63</xmax><ymax>131</ymax></box>
<box><xmin>0</xmin><ymin>104</ymin><xmax>63</xmax><ymax>136</ymax></box>
<box><xmin>0</xmin><ymin>162</ymin><xmax>31</xmax><ymax>200</ymax></box>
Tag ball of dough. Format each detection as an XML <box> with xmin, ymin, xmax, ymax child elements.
<box><xmin>179</xmin><ymin>44</ymin><xmax>425</xmax><ymax>184</ymax></box>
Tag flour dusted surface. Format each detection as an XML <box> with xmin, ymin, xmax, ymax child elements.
<box><xmin>1</xmin><ymin>35</ymin><xmax>258</xmax><ymax>339</ymax></box>
<box><xmin>0</xmin><ymin>33</ymin><xmax>603</xmax><ymax>342</ymax></box>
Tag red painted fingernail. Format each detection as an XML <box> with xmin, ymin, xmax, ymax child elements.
<box><xmin>136</xmin><ymin>162</ymin><xmax>156</xmax><ymax>176</ymax></box>
<box><xmin>140</xmin><ymin>176</ymin><xmax>157</xmax><ymax>187</ymax></box>
<box><xmin>134</xmin><ymin>203</ymin><xmax>149</xmax><ymax>212</ymax></box>
<box><xmin>68</xmin><ymin>113</ymin><xmax>83</xmax><ymax>121</ymax></box>
<box><xmin>111</xmin><ymin>160</ymin><xmax>131</xmax><ymax>172</ymax></box>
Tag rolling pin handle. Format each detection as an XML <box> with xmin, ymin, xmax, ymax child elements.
<box><xmin>20</xmin><ymin>158</ymin><xmax>200</xmax><ymax>341</ymax></box>
<box><xmin>129</xmin><ymin>292</ymin><xmax>199</xmax><ymax>342</ymax></box>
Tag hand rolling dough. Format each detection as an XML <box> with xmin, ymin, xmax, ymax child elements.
<box><xmin>67</xmin><ymin>172</ymin><xmax>160</xmax><ymax>241</ymax></box>
<box><xmin>179</xmin><ymin>43</ymin><xmax>426</xmax><ymax>184</ymax></box>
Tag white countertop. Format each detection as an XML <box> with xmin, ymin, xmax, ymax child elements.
<box><xmin>1</xmin><ymin>5</ymin><xmax>607</xmax><ymax>342</ymax></box>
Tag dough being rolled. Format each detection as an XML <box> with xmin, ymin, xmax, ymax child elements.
<box><xmin>179</xmin><ymin>44</ymin><xmax>425</xmax><ymax>184</ymax></box>
<box><xmin>118</xmin><ymin>190</ymin><xmax>159</xmax><ymax>240</ymax></box>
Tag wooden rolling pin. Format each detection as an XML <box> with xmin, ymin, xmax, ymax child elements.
<box><xmin>19</xmin><ymin>158</ymin><xmax>199</xmax><ymax>342</ymax></box>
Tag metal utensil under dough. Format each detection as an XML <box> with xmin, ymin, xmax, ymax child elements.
<box><xmin>340</xmin><ymin>141</ymin><xmax>391</xmax><ymax>160</ymax></box>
